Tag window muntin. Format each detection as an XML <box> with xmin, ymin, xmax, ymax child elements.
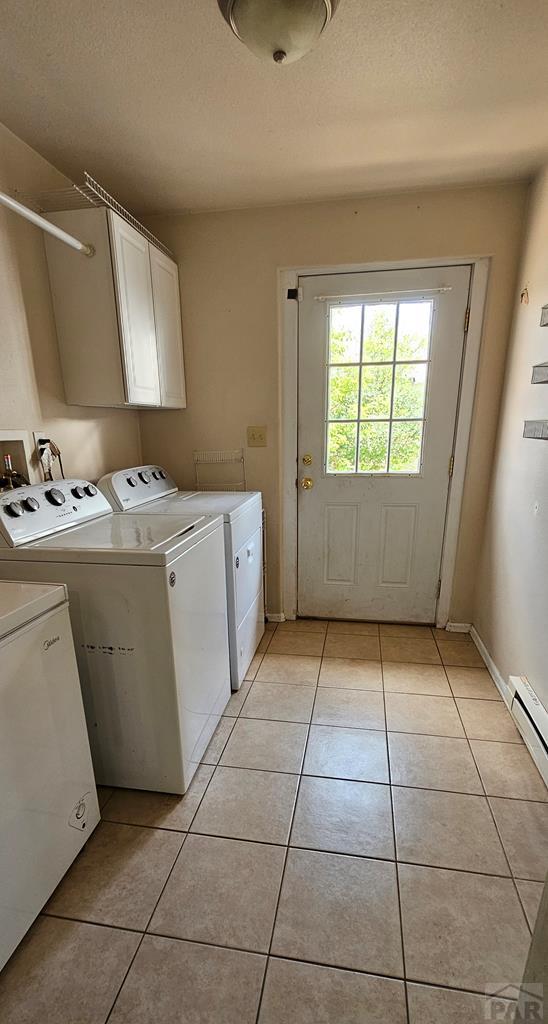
<box><xmin>326</xmin><ymin>299</ymin><xmax>433</xmax><ymax>475</ymax></box>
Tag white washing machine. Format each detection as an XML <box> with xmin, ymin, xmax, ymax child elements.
<box><xmin>0</xmin><ymin>481</ymin><xmax>231</xmax><ymax>795</ymax></box>
<box><xmin>99</xmin><ymin>466</ymin><xmax>265</xmax><ymax>690</ymax></box>
<box><xmin>0</xmin><ymin>579</ymin><xmax>100</xmax><ymax>970</ymax></box>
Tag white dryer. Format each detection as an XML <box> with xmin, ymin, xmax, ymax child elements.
<box><xmin>0</xmin><ymin>481</ymin><xmax>231</xmax><ymax>795</ymax></box>
<box><xmin>99</xmin><ymin>466</ymin><xmax>265</xmax><ymax>690</ymax></box>
<box><xmin>0</xmin><ymin>580</ymin><xmax>99</xmax><ymax>970</ymax></box>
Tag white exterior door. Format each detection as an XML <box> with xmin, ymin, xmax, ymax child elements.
<box><xmin>109</xmin><ymin>211</ymin><xmax>161</xmax><ymax>407</ymax></box>
<box><xmin>297</xmin><ymin>265</ymin><xmax>472</xmax><ymax>623</ymax></box>
<box><xmin>150</xmin><ymin>246</ymin><xmax>187</xmax><ymax>409</ymax></box>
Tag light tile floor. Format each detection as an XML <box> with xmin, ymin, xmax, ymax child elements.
<box><xmin>1</xmin><ymin>621</ymin><xmax>546</xmax><ymax>1024</ymax></box>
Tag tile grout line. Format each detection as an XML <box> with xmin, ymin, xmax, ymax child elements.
<box><xmin>213</xmin><ymin>714</ymin><xmax>527</xmax><ymax>746</ymax></box>
<box><xmin>103</xmin><ymin>931</ymin><xmax>146</xmax><ymax>1024</ymax></box>
<box><xmin>101</xmin><ymin>675</ymin><xmax>245</xmax><ymax>1023</ymax></box>
<box><xmin>52</xmin><ymin>741</ymin><xmax>227</xmax><ymax>1024</ymax></box>
<box><xmin>252</xmin><ymin>629</ymin><xmax>326</xmax><ymax>1024</ymax></box>
<box><xmin>42</xmin><ymin>910</ymin><xmax>144</xmax><ymax>935</ymax></box>
<box><xmin>95</xmin><ymin>659</ymin><xmax>542</xmax><ymax>854</ymax></box>
<box><xmin>98</xmin><ymin>788</ymin><xmax>115</xmax><ymax>813</ymax></box>
<box><xmin>99</xmin><ymin>773</ymin><xmax>548</xmax><ymax>840</ymax></box>
<box><xmin>83</xmin><ymin>628</ymin><xmax>539</xmax><ymax>1020</ymax></box>
<box><xmin>101</xmin><ymin>629</ymin><xmax>279</xmax><ymax>1024</ymax></box>
<box><xmin>380</xmin><ymin>654</ymin><xmax>411</xmax><ymax>1024</ymax></box>
<box><xmin>440</xmin><ymin>658</ymin><xmax>535</xmax><ymax>938</ymax></box>
<box><xmin>25</xmin><ymin>625</ymin><xmax>539</xmax><ymax>1024</ymax></box>
<box><xmin>37</xmin><ymin>910</ymin><xmax>524</xmax><ymax>1003</ymax></box>
<box><xmin>46</xmin><ymin>829</ymin><xmax>535</xmax><ymax>881</ymax></box>
<box><xmin>432</xmin><ymin>631</ymin><xmax>485</xmax><ymax>673</ymax></box>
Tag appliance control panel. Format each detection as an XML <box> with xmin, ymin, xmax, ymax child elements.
<box><xmin>0</xmin><ymin>481</ymin><xmax>112</xmax><ymax>547</ymax></box>
<box><xmin>98</xmin><ymin>465</ymin><xmax>179</xmax><ymax>511</ymax></box>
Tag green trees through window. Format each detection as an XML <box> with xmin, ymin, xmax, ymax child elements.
<box><xmin>326</xmin><ymin>301</ymin><xmax>432</xmax><ymax>474</ymax></box>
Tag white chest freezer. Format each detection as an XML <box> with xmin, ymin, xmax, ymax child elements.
<box><xmin>0</xmin><ymin>579</ymin><xmax>99</xmax><ymax>970</ymax></box>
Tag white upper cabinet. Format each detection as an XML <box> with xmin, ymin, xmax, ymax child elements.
<box><xmin>109</xmin><ymin>213</ymin><xmax>161</xmax><ymax>407</ymax></box>
<box><xmin>149</xmin><ymin>246</ymin><xmax>187</xmax><ymax>408</ymax></box>
<box><xmin>44</xmin><ymin>207</ymin><xmax>186</xmax><ymax>409</ymax></box>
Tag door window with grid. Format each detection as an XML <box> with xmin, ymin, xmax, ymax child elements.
<box><xmin>326</xmin><ymin>299</ymin><xmax>433</xmax><ymax>474</ymax></box>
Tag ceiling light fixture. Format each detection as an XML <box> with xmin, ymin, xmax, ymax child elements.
<box><xmin>217</xmin><ymin>0</ymin><xmax>340</xmax><ymax>65</ymax></box>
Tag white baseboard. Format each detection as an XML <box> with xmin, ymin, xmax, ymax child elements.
<box><xmin>469</xmin><ymin>626</ymin><xmax>512</xmax><ymax>708</ymax></box>
<box><xmin>266</xmin><ymin>612</ymin><xmax>286</xmax><ymax>622</ymax></box>
<box><xmin>446</xmin><ymin>622</ymin><xmax>471</xmax><ymax>634</ymax></box>
<box><xmin>471</xmin><ymin>628</ymin><xmax>548</xmax><ymax>786</ymax></box>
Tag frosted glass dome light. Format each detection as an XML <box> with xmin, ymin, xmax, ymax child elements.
<box><xmin>218</xmin><ymin>0</ymin><xmax>340</xmax><ymax>65</ymax></box>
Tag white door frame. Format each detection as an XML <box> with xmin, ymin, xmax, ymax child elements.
<box><xmin>279</xmin><ymin>256</ymin><xmax>490</xmax><ymax>627</ymax></box>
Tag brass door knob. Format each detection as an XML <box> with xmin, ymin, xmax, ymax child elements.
<box><xmin>301</xmin><ymin>477</ymin><xmax>313</xmax><ymax>490</ymax></box>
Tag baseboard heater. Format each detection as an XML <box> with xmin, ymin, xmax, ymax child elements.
<box><xmin>508</xmin><ymin>675</ymin><xmax>548</xmax><ymax>788</ymax></box>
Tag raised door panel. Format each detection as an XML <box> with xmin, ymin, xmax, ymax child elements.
<box><xmin>149</xmin><ymin>246</ymin><xmax>186</xmax><ymax>408</ymax></box>
<box><xmin>109</xmin><ymin>211</ymin><xmax>160</xmax><ymax>407</ymax></box>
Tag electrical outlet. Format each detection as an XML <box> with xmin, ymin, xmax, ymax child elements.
<box><xmin>247</xmin><ymin>425</ymin><xmax>267</xmax><ymax>447</ymax></box>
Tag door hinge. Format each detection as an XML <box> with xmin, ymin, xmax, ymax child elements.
<box><xmin>436</xmin><ymin>578</ymin><xmax>442</xmax><ymax>599</ymax></box>
<box><xmin>287</xmin><ymin>287</ymin><xmax>303</xmax><ymax>302</ymax></box>
<box><xmin>463</xmin><ymin>307</ymin><xmax>470</xmax><ymax>333</ymax></box>
<box><xmin>448</xmin><ymin>454</ymin><xmax>455</xmax><ymax>478</ymax></box>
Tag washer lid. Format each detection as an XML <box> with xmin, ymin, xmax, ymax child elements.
<box><xmin>0</xmin><ymin>580</ymin><xmax>67</xmax><ymax>639</ymax></box>
<box><xmin>10</xmin><ymin>513</ymin><xmax>222</xmax><ymax>566</ymax></box>
<box><xmin>139</xmin><ymin>491</ymin><xmax>262</xmax><ymax>521</ymax></box>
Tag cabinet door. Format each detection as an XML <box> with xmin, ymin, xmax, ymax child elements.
<box><xmin>109</xmin><ymin>211</ymin><xmax>160</xmax><ymax>406</ymax></box>
<box><xmin>149</xmin><ymin>246</ymin><xmax>187</xmax><ymax>408</ymax></box>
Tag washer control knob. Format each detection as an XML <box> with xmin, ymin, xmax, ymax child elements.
<box><xmin>139</xmin><ymin>471</ymin><xmax>151</xmax><ymax>484</ymax></box>
<box><xmin>23</xmin><ymin>496</ymin><xmax>40</xmax><ymax>512</ymax></box>
<box><xmin>71</xmin><ymin>486</ymin><xmax>85</xmax><ymax>499</ymax></box>
<box><xmin>152</xmin><ymin>470</ymin><xmax>160</xmax><ymax>480</ymax></box>
<box><xmin>159</xmin><ymin>470</ymin><xmax>167</xmax><ymax>479</ymax></box>
<box><xmin>6</xmin><ymin>500</ymin><xmax>24</xmax><ymax>517</ymax></box>
<box><xmin>84</xmin><ymin>484</ymin><xmax>97</xmax><ymax>497</ymax></box>
<box><xmin>46</xmin><ymin>487</ymin><xmax>65</xmax><ymax>506</ymax></box>
<box><xmin>127</xmin><ymin>476</ymin><xmax>138</xmax><ymax>488</ymax></box>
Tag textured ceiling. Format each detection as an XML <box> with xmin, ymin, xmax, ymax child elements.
<box><xmin>1</xmin><ymin>0</ymin><xmax>548</xmax><ymax>213</ymax></box>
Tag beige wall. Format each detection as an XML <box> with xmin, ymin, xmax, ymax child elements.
<box><xmin>473</xmin><ymin>169</ymin><xmax>548</xmax><ymax>706</ymax></box>
<box><xmin>0</xmin><ymin>123</ymin><xmax>141</xmax><ymax>481</ymax></box>
<box><xmin>1</xmin><ymin>119</ymin><xmax>533</xmax><ymax>632</ymax></box>
<box><xmin>141</xmin><ymin>183</ymin><xmax>528</xmax><ymax>617</ymax></box>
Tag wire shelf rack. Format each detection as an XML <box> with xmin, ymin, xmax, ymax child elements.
<box><xmin>193</xmin><ymin>449</ymin><xmax>247</xmax><ymax>491</ymax></box>
<box><xmin>14</xmin><ymin>171</ymin><xmax>173</xmax><ymax>259</ymax></box>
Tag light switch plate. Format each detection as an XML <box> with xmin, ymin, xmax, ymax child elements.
<box><xmin>247</xmin><ymin>425</ymin><xmax>267</xmax><ymax>447</ymax></box>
